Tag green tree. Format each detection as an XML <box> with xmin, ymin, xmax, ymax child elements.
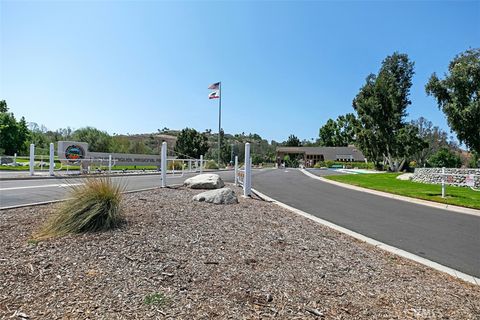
<box><xmin>28</xmin><ymin>122</ymin><xmax>48</xmax><ymax>151</ymax></box>
<box><xmin>111</xmin><ymin>136</ymin><xmax>130</xmax><ymax>154</ymax></box>
<box><xmin>72</xmin><ymin>127</ymin><xmax>112</xmax><ymax>152</ymax></box>
<box><xmin>353</xmin><ymin>53</ymin><xmax>425</xmax><ymax>171</ymax></box>
<box><xmin>284</xmin><ymin>134</ymin><xmax>301</xmax><ymax>147</ymax></box>
<box><xmin>174</xmin><ymin>127</ymin><xmax>209</xmax><ymax>159</ymax></box>
<box><xmin>0</xmin><ymin>100</ymin><xmax>30</xmax><ymax>155</ymax></box>
<box><xmin>427</xmin><ymin>148</ymin><xmax>462</xmax><ymax>168</ymax></box>
<box><xmin>469</xmin><ymin>152</ymin><xmax>479</xmax><ymax>168</ymax></box>
<box><xmin>217</xmin><ymin>129</ymin><xmax>232</xmax><ymax>164</ymax></box>
<box><xmin>426</xmin><ymin>48</ymin><xmax>480</xmax><ymax>154</ymax></box>
<box><xmin>318</xmin><ymin>113</ymin><xmax>358</xmax><ymax>147</ymax></box>
<box><xmin>128</xmin><ymin>140</ymin><xmax>151</xmax><ymax>154</ymax></box>
<box><xmin>410</xmin><ymin>117</ymin><xmax>453</xmax><ymax>167</ymax></box>
<box><xmin>318</xmin><ymin>119</ymin><xmax>338</xmax><ymax>146</ymax></box>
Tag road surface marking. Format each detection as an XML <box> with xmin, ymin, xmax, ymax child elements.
<box><xmin>0</xmin><ymin>183</ymin><xmax>82</xmax><ymax>191</ymax></box>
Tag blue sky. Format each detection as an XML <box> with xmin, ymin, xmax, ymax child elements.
<box><xmin>1</xmin><ymin>1</ymin><xmax>479</xmax><ymax>143</ymax></box>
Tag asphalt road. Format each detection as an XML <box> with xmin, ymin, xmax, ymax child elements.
<box><xmin>0</xmin><ymin>171</ymin><xmax>237</xmax><ymax>208</ymax></box>
<box><xmin>253</xmin><ymin>169</ymin><xmax>480</xmax><ymax>278</ymax></box>
<box><xmin>1</xmin><ymin>168</ymin><xmax>479</xmax><ymax>278</ymax></box>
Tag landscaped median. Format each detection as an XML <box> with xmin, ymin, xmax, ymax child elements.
<box><xmin>1</xmin><ymin>186</ymin><xmax>479</xmax><ymax>318</ymax></box>
<box><xmin>324</xmin><ymin>173</ymin><xmax>480</xmax><ymax>210</ymax></box>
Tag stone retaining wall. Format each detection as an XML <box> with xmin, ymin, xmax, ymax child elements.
<box><xmin>412</xmin><ymin>168</ymin><xmax>480</xmax><ymax>188</ymax></box>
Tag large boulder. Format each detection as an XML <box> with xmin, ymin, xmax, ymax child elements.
<box><xmin>396</xmin><ymin>173</ymin><xmax>414</xmax><ymax>181</ymax></box>
<box><xmin>193</xmin><ymin>188</ymin><xmax>238</xmax><ymax>205</ymax></box>
<box><xmin>184</xmin><ymin>174</ymin><xmax>224</xmax><ymax>189</ymax></box>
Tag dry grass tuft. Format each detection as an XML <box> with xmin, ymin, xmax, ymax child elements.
<box><xmin>34</xmin><ymin>178</ymin><xmax>125</xmax><ymax>239</ymax></box>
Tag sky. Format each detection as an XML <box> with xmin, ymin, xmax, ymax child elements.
<box><xmin>1</xmin><ymin>0</ymin><xmax>479</xmax><ymax>143</ymax></box>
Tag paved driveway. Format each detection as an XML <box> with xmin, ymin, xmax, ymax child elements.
<box><xmin>251</xmin><ymin>169</ymin><xmax>480</xmax><ymax>278</ymax></box>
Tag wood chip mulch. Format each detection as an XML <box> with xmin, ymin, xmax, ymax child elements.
<box><xmin>1</xmin><ymin>185</ymin><xmax>479</xmax><ymax>319</ymax></box>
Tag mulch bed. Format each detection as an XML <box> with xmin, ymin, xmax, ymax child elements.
<box><xmin>1</xmin><ymin>185</ymin><xmax>479</xmax><ymax>319</ymax></box>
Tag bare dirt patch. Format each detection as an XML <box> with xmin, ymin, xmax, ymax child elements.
<box><xmin>1</xmin><ymin>186</ymin><xmax>479</xmax><ymax>319</ymax></box>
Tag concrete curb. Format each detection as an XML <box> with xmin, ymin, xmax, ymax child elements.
<box><xmin>251</xmin><ymin>187</ymin><xmax>480</xmax><ymax>286</ymax></box>
<box><xmin>300</xmin><ymin>169</ymin><xmax>480</xmax><ymax>217</ymax></box>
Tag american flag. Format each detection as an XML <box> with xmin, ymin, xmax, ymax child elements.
<box><xmin>208</xmin><ymin>90</ymin><xmax>220</xmax><ymax>99</ymax></box>
<box><xmin>208</xmin><ymin>82</ymin><xmax>220</xmax><ymax>90</ymax></box>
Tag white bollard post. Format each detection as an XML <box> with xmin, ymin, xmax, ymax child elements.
<box><xmin>200</xmin><ymin>155</ymin><xmax>203</xmax><ymax>173</ymax></box>
<box><xmin>13</xmin><ymin>153</ymin><xmax>17</xmax><ymax>165</ymax></box>
<box><xmin>441</xmin><ymin>167</ymin><xmax>446</xmax><ymax>198</ymax></box>
<box><xmin>108</xmin><ymin>154</ymin><xmax>112</xmax><ymax>174</ymax></box>
<box><xmin>29</xmin><ymin>144</ymin><xmax>35</xmax><ymax>176</ymax></box>
<box><xmin>161</xmin><ymin>142</ymin><xmax>167</xmax><ymax>188</ymax></box>
<box><xmin>244</xmin><ymin>143</ymin><xmax>251</xmax><ymax>197</ymax></box>
<box><xmin>189</xmin><ymin>159</ymin><xmax>192</xmax><ymax>172</ymax></box>
<box><xmin>49</xmin><ymin>143</ymin><xmax>54</xmax><ymax>176</ymax></box>
<box><xmin>249</xmin><ymin>157</ymin><xmax>253</xmax><ymax>191</ymax></box>
<box><xmin>234</xmin><ymin>155</ymin><xmax>239</xmax><ymax>186</ymax></box>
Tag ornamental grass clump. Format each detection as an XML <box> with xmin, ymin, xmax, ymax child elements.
<box><xmin>35</xmin><ymin>178</ymin><xmax>125</xmax><ymax>239</ymax></box>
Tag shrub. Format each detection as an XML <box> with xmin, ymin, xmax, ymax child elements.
<box><xmin>283</xmin><ymin>154</ymin><xmax>300</xmax><ymax>168</ymax></box>
<box><xmin>324</xmin><ymin>160</ymin><xmax>335</xmax><ymax>168</ymax></box>
<box><xmin>312</xmin><ymin>161</ymin><xmax>375</xmax><ymax>169</ymax></box>
<box><xmin>313</xmin><ymin>161</ymin><xmax>325</xmax><ymax>168</ymax></box>
<box><xmin>35</xmin><ymin>178</ymin><xmax>125</xmax><ymax>239</ymax></box>
<box><xmin>204</xmin><ymin>160</ymin><xmax>219</xmax><ymax>170</ymax></box>
<box><xmin>428</xmin><ymin>148</ymin><xmax>462</xmax><ymax>168</ymax></box>
<box><xmin>167</xmin><ymin>160</ymin><xmax>184</xmax><ymax>170</ymax></box>
<box><xmin>252</xmin><ymin>154</ymin><xmax>263</xmax><ymax>165</ymax></box>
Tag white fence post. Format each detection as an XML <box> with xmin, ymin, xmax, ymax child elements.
<box><xmin>161</xmin><ymin>142</ymin><xmax>167</xmax><ymax>188</ymax></box>
<box><xmin>200</xmin><ymin>155</ymin><xmax>203</xmax><ymax>173</ymax></box>
<box><xmin>441</xmin><ymin>167</ymin><xmax>446</xmax><ymax>198</ymax></box>
<box><xmin>108</xmin><ymin>154</ymin><xmax>112</xmax><ymax>174</ymax></box>
<box><xmin>49</xmin><ymin>143</ymin><xmax>55</xmax><ymax>176</ymax></box>
<box><xmin>234</xmin><ymin>155</ymin><xmax>239</xmax><ymax>186</ymax></box>
<box><xmin>244</xmin><ymin>143</ymin><xmax>251</xmax><ymax>197</ymax></box>
<box><xmin>29</xmin><ymin>144</ymin><xmax>35</xmax><ymax>176</ymax></box>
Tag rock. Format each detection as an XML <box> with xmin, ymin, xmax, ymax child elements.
<box><xmin>396</xmin><ymin>173</ymin><xmax>413</xmax><ymax>181</ymax></box>
<box><xmin>412</xmin><ymin>168</ymin><xmax>480</xmax><ymax>188</ymax></box>
<box><xmin>192</xmin><ymin>188</ymin><xmax>238</xmax><ymax>204</ymax></box>
<box><xmin>184</xmin><ymin>174</ymin><xmax>224</xmax><ymax>189</ymax></box>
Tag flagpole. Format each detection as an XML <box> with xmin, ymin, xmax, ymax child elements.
<box><xmin>218</xmin><ymin>81</ymin><xmax>222</xmax><ymax>167</ymax></box>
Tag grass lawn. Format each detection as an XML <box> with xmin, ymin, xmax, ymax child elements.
<box><xmin>0</xmin><ymin>165</ymin><xmax>81</xmax><ymax>171</ymax></box>
<box><xmin>0</xmin><ymin>164</ymin><xmax>158</xmax><ymax>171</ymax></box>
<box><xmin>325</xmin><ymin>173</ymin><xmax>480</xmax><ymax>210</ymax></box>
<box><xmin>110</xmin><ymin>165</ymin><xmax>158</xmax><ymax>170</ymax></box>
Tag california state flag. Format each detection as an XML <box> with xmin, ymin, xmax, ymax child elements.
<box><xmin>208</xmin><ymin>90</ymin><xmax>220</xmax><ymax>99</ymax></box>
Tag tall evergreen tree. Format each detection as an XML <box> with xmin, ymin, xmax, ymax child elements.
<box><xmin>174</xmin><ymin>127</ymin><xmax>209</xmax><ymax>159</ymax></box>
<box><xmin>426</xmin><ymin>48</ymin><xmax>480</xmax><ymax>154</ymax></box>
<box><xmin>353</xmin><ymin>53</ymin><xmax>425</xmax><ymax>171</ymax></box>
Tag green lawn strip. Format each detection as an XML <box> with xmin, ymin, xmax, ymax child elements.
<box><xmin>111</xmin><ymin>165</ymin><xmax>158</xmax><ymax>170</ymax></box>
<box><xmin>0</xmin><ymin>164</ymin><xmax>159</xmax><ymax>171</ymax></box>
<box><xmin>325</xmin><ymin>173</ymin><xmax>480</xmax><ymax>210</ymax></box>
<box><xmin>0</xmin><ymin>166</ymin><xmax>80</xmax><ymax>171</ymax></box>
